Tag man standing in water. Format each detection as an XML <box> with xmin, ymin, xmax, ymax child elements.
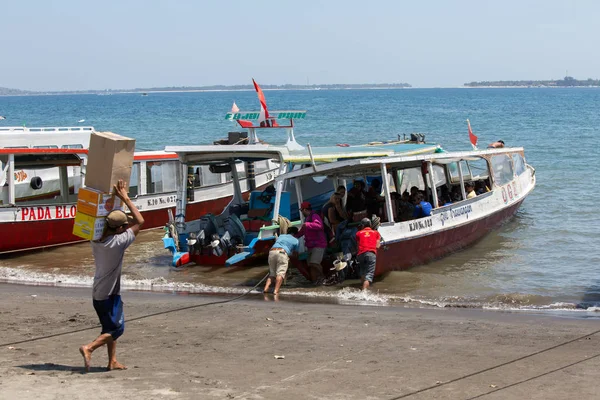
<box><xmin>356</xmin><ymin>218</ymin><xmax>381</xmax><ymax>290</ymax></box>
<box><xmin>263</xmin><ymin>227</ymin><xmax>299</xmax><ymax>295</ymax></box>
<box><xmin>297</xmin><ymin>201</ymin><xmax>327</xmax><ymax>284</ymax></box>
<box><xmin>79</xmin><ymin>179</ymin><xmax>144</xmax><ymax>372</ymax></box>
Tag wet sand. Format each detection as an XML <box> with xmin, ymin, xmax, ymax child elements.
<box><xmin>1</xmin><ymin>283</ymin><xmax>600</xmax><ymax>400</ymax></box>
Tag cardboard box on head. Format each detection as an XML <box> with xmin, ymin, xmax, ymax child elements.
<box><xmin>72</xmin><ymin>212</ymin><xmax>106</xmax><ymax>241</ymax></box>
<box><xmin>77</xmin><ymin>187</ymin><xmax>123</xmax><ymax>217</ymax></box>
<box><xmin>85</xmin><ymin>132</ymin><xmax>135</xmax><ymax>193</ymax></box>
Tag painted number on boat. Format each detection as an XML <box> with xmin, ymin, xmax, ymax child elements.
<box><xmin>19</xmin><ymin>205</ymin><xmax>77</xmax><ymax>221</ymax></box>
<box><xmin>146</xmin><ymin>195</ymin><xmax>176</xmax><ymax>207</ymax></box>
<box><xmin>409</xmin><ymin>218</ymin><xmax>432</xmax><ymax>232</ymax></box>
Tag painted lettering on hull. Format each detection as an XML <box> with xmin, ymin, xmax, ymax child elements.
<box><xmin>451</xmin><ymin>205</ymin><xmax>472</xmax><ymax>218</ymax></box>
<box><xmin>20</xmin><ymin>205</ymin><xmax>77</xmax><ymax>221</ymax></box>
<box><xmin>409</xmin><ymin>218</ymin><xmax>432</xmax><ymax>232</ymax></box>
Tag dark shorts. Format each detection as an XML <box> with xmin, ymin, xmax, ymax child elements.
<box><xmin>358</xmin><ymin>252</ymin><xmax>377</xmax><ymax>283</ymax></box>
<box><xmin>93</xmin><ymin>294</ymin><xmax>125</xmax><ymax>340</ymax></box>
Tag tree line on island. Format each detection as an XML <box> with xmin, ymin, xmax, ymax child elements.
<box><xmin>0</xmin><ymin>83</ymin><xmax>411</xmax><ymax>96</ymax></box>
<box><xmin>465</xmin><ymin>76</ymin><xmax>600</xmax><ymax>87</ymax></box>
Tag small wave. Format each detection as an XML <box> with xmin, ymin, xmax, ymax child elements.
<box><xmin>2</xmin><ymin>266</ymin><xmax>600</xmax><ymax>315</ymax></box>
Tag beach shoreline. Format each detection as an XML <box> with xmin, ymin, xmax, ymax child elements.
<box><xmin>2</xmin><ymin>282</ymin><xmax>600</xmax><ymax>399</ymax></box>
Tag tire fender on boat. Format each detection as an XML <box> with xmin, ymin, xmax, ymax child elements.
<box><xmin>30</xmin><ymin>176</ymin><xmax>43</xmax><ymax>190</ymax></box>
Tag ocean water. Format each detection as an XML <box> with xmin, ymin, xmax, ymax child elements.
<box><xmin>1</xmin><ymin>88</ymin><xmax>599</xmax><ymax>314</ymax></box>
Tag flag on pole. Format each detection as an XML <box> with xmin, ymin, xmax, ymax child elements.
<box><xmin>252</xmin><ymin>78</ymin><xmax>269</xmax><ymax>123</ymax></box>
<box><xmin>231</xmin><ymin>101</ymin><xmax>253</xmax><ymax>128</ymax></box>
<box><xmin>252</xmin><ymin>79</ymin><xmax>278</xmax><ymax>127</ymax></box>
<box><xmin>467</xmin><ymin>119</ymin><xmax>478</xmax><ymax>150</ymax></box>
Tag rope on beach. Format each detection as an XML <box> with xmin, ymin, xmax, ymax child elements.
<box><xmin>1</xmin><ymin>273</ymin><xmax>269</xmax><ymax>348</ymax></box>
<box><xmin>388</xmin><ymin>328</ymin><xmax>600</xmax><ymax>400</ymax></box>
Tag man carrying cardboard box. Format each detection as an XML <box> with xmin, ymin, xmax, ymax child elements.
<box><xmin>79</xmin><ymin>179</ymin><xmax>144</xmax><ymax>372</ymax></box>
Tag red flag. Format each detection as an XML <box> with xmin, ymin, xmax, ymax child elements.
<box><xmin>467</xmin><ymin>119</ymin><xmax>478</xmax><ymax>149</ymax></box>
<box><xmin>252</xmin><ymin>78</ymin><xmax>269</xmax><ymax>123</ymax></box>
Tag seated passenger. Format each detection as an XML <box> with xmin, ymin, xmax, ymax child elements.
<box><xmin>412</xmin><ymin>193</ymin><xmax>432</xmax><ymax>218</ymax></box>
<box><xmin>398</xmin><ymin>191</ymin><xmax>415</xmax><ymax>221</ymax></box>
<box><xmin>410</xmin><ymin>186</ymin><xmax>420</xmax><ymax>198</ymax></box>
<box><xmin>366</xmin><ymin>178</ymin><xmax>385</xmax><ymax>217</ymax></box>
<box><xmin>465</xmin><ymin>182</ymin><xmax>476</xmax><ymax>199</ymax></box>
<box><xmin>438</xmin><ymin>193</ymin><xmax>452</xmax><ymax>207</ymax></box>
<box><xmin>451</xmin><ymin>185</ymin><xmax>463</xmax><ymax>202</ymax></box>
<box><xmin>347</xmin><ymin>180</ymin><xmax>367</xmax><ymax>216</ymax></box>
<box><xmin>488</xmin><ymin>140</ymin><xmax>505</xmax><ymax>148</ymax></box>
<box><xmin>475</xmin><ymin>181</ymin><xmax>490</xmax><ymax>195</ymax></box>
<box><xmin>322</xmin><ymin>191</ymin><xmax>347</xmax><ymax>235</ymax></box>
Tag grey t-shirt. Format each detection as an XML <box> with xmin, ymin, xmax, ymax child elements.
<box><xmin>91</xmin><ymin>228</ymin><xmax>135</xmax><ymax>300</ymax></box>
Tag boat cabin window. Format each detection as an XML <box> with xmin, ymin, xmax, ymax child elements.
<box><xmin>13</xmin><ymin>165</ymin><xmax>80</xmax><ymax>205</ymax></box>
<box><xmin>33</xmin><ymin>145</ymin><xmax>59</xmax><ymax>149</ymax></box>
<box><xmin>129</xmin><ymin>165</ymin><xmax>139</xmax><ymax>197</ymax></box>
<box><xmin>61</xmin><ymin>144</ymin><xmax>84</xmax><ymax>149</ymax></box>
<box><xmin>431</xmin><ymin>165</ymin><xmax>447</xmax><ymax>187</ymax></box>
<box><xmin>490</xmin><ymin>154</ymin><xmax>514</xmax><ymax>186</ymax></box>
<box><xmin>512</xmin><ymin>153</ymin><xmax>526</xmax><ymax>176</ymax></box>
<box><xmin>397</xmin><ymin>167</ymin><xmax>425</xmax><ymax>194</ymax></box>
<box><xmin>200</xmin><ymin>165</ymin><xmax>222</xmax><ymax>187</ymax></box>
<box><xmin>466</xmin><ymin>158</ymin><xmax>490</xmax><ymax>181</ymax></box>
<box><xmin>146</xmin><ymin>161</ymin><xmax>177</xmax><ymax>194</ymax></box>
<box><xmin>254</xmin><ymin>160</ymin><xmax>272</xmax><ymax>175</ymax></box>
<box><xmin>235</xmin><ymin>162</ymin><xmax>247</xmax><ymax>179</ymax></box>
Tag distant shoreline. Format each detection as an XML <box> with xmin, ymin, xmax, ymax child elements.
<box><xmin>0</xmin><ymin>83</ymin><xmax>411</xmax><ymax>97</ymax></box>
<box><xmin>3</xmin><ymin>85</ymin><xmax>600</xmax><ymax>97</ymax></box>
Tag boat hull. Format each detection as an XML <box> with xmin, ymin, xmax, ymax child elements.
<box><xmin>374</xmin><ymin>197</ymin><xmax>524</xmax><ymax>274</ymax></box>
<box><xmin>0</xmin><ymin>195</ymin><xmax>236</xmax><ymax>254</ymax></box>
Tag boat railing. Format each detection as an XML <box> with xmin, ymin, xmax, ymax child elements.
<box><xmin>0</xmin><ymin>126</ymin><xmax>95</xmax><ymax>133</ymax></box>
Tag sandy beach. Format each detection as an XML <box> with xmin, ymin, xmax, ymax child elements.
<box><xmin>1</xmin><ymin>283</ymin><xmax>599</xmax><ymax>400</ymax></box>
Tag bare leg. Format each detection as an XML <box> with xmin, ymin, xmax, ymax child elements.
<box><xmin>273</xmin><ymin>275</ymin><xmax>284</xmax><ymax>295</ymax></box>
<box><xmin>107</xmin><ymin>340</ymin><xmax>127</xmax><ymax>371</ymax></box>
<box><xmin>309</xmin><ymin>263</ymin><xmax>324</xmax><ymax>284</ymax></box>
<box><xmin>264</xmin><ymin>276</ymin><xmax>274</xmax><ymax>293</ymax></box>
<box><xmin>79</xmin><ymin>333</ymin><xmax>112</xmax><ymax>372</ymax></box>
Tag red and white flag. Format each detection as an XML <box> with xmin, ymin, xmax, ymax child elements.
<box><xmin>231</xmin><ymin>101</ymin><xmax>240</xmax><ymax>113</ymax></box>
<box><xmin>467</xmin><ymin>119</ymin><xmax>478</xmax><ymax>150</ymax></box>
<box><xmin>252</xmin><ymin>79</ymin><xmax>278</xmax><ymax>127</ymax></box>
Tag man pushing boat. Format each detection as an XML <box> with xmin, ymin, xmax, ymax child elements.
<box><xmin>79</xmin><ymin>179</ymin><xmax>144</xmax><ymax>372</ymax></box>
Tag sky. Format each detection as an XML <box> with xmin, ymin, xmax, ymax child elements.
<box><xmin>1</xmin><ymin>0</ymin><xmax>598</xmax><ymax>91</ymax></box>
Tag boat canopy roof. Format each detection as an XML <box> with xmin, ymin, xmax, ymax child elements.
<box><xmin>288</xmin><ymin>142</ymin><xmax>439</xmax><ymax>163</ymax></box>
<box><xmin>276</xmin><ymin>147</ymin><xmax>524</xmax><ymax>181</ymax></box>
<box><xmin>164</xmin><ymin>142</ymin><xmax>440</xmax><ymax>165</ymax></box>
<box><xmin>0</xmin><ymin>148</ymin><xmax>87</xmax><ymax>168</ymax></box>
<box><xmin>165</xmin><ymin>145</ymin><xmax>288</xmax><ymax>164</ymax></box>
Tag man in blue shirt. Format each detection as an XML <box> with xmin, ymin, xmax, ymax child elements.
<box><xmin>264</xmin><ymin>227</ymin><xmax>299</xmax><ymax>295</ymax></box>
<box><xmin>412</xmin><ymin>192</ymin><xmax>432</xmax><ymax>218</ymax></box>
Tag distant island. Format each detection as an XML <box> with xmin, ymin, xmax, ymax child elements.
<box><xmin>465</xmin><ymin>76</ymin><xmax>600</xmax><ymax>87</ymax></box>
<box><xmin>0</xmin><ymin>83</ymin><xmax>411</xmax><ymax>96</ymax></box>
